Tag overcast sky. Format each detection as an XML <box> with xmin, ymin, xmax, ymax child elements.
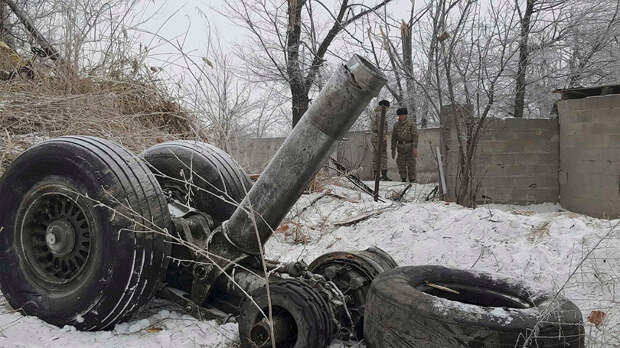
<box><xmin>137</xmin><ymin>0</ymin><xmax>417</xmax><ymax>59</ymax></box>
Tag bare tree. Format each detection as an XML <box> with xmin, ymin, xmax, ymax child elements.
<box><xmin>444</xmin><ymin>0</ymin><xmax>519</xmax><ymax>206</ymax></box>
<box><xmin>0</xmin><ymin>2</ymin><xmax>12</xmax><ymax>46</ymax></box>
<box><xmin>222</xmin><ymin>0</ymin><xmax>392</xmax><ymax>128</ymax></box>
<box><xmin>512</xmin><ymin>0</ymin><xmax>571</xmax><ymax>118</ymax></box>
<box><xmin>172</xmin><ymin>31</ymin><xmax>257</xmax><ymax>152</ymax></box>
<box><xmin>2</xmin><ymin>0</ymin><xmax>152</xmax><ymax>77</ymax></box>
<box><xmin>564</xmin><ymin>0</ymin><xmax>620</xmax><ymax>87</ymax></box>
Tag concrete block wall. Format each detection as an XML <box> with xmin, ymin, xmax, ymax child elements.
<box><xmin>558</xmin><ymin>95</ymin><xmax>620</xmax><ymax>218</ymax></box>
<box><xmin>441</xmin><ymin>106</ymin><xmax>560</xmax><ymax>204</ymax></box>
<box><xmin>229</xmin><ymin>137</ymin><xmax>285</xmax><ymax>174</ymax></box>
<box><xmin>229</xmin><ymin>129</ymin><xmax>441</xmax><ymax>184</ymax></box>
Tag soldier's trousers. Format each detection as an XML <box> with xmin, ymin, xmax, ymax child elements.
<box><xmin>371</xmin><ymin>135</ymin><xmax>388</xmax><ymax>171</ymax></box>
<box><xmin>396</xmin><ymin>143</ymin><xmax>416</xmax><ymax>181</ymax></box>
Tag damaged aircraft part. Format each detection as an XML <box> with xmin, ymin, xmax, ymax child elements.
<box><xmin>0</xmin><ymin>55</ymin><xmax>394</xmax><ymax>347</ymax></box>
<box><xmin>181</xmin><ymin>54</ymin><xmax>386</xmax><ymax>316</ymax></box>
<box><xmin>364</xmin><ymin>265</ymin><xmax>585</xmax><ymax>347</ymax></box>
<box><xmin>0</xmin><ymin>136</ymin><xmax>170</xmax><ymax>330</ymax></box>
<box><xmin>142</xmin><ymin>140</ymin><xmax>251</xmax><ymax>305</ymax></box>
<box><xmin>238</xmin><ymin>278</ymin><xmax>336</xmax><ymax>348</ymax></box>
<box><xmin>219</xmin><ymin>54</ymin><xmax>387</xmax><ymax>257</ymax></box>
<box><xmin>308</xmin><ymin>247</ymin><xmax>398</xmax><ymax>337</ymax></box>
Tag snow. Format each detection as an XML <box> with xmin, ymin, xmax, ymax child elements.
<box><xmin>0</xmin><ymin>180</ymin><xmax>618</xmax><ymax>347</ymax></box>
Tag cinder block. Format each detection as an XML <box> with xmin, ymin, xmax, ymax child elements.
<box><xmin>510</xmin><ymin>153</ymin><xmax>543</xmax><ymax>165</ymax></box>
<box><xmin>478</xmin><ymin>140</ymin><xmax>505</xmax><ymax>153</ymax></box>
<box><xmin>537</xmin><ymin>153</ymin><xmax>560</xmax><ymax>165</ymax></box>
<box><xmin>492</xmin><ymin>153</ymin><xmax>519</xmax><ymax>165</ymax></box>
<box><xmin>527</xmin><ymin>164</ymin><xmax>560</xmax><ymax>175</ymax></box>
<box><xmin>513</xmin><ymin>175</ymin><xmax>558</xmax><ymax>188</ymax></box>
<box><xmin>523</xmin><ymin>140</ymin><xmax>559</xmax><ymax>154</ymax></box>
<box><xmin>510</xmin><ymin>188</ymin><xmax>558</xmax><ymax>204</ymax></box>
<box><xmin>599</xmin><ymin>175</ymin><xmax>620</xmax><ymax>196</ymax></box>
<box><xmin>479</xmin><ymin>164</ymin><xmax>525</xmax><ymax>177</ymax></box>
<box><xmin>564</xmin><ymin>196</ymin><xmax>620</xmax><ymax>219</ymax></box>
<box><xmin>605</xmin><ymin>134</ymin><xmax>620</xmax><ymax>147</ymax></box>
<box><xmin>601</xmin><ymin>158</ymin><xmax>620</xmax><ymax>173</ymax></box>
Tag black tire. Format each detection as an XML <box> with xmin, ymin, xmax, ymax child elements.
<box><xmin>238</xmin><ymin>279</ymin><xmax>335</xmax><ymax>348</ymax></box>
<box><xmin>0</xmin><ymin>136</ymin><xmax>171</xmax><ymax>330</ymax></box>
<box><xmin>142</xmin><ymin>140</ymin><xmax>251</xmax><ymax>223</ymax></box>
<box><xmin>364</xmin><ymin>266</ymin><xmax>584</xmax><ymax>348</ymax></box>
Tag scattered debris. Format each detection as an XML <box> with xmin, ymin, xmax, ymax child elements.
<box><xmin>528</xmin><ymin>221</ymin><xmax>551</xmax><ymax>242</ymax></box>
<box><xmin>333</xmin><ymin>208</ymin><xmax>387</xmax><ymax>226</ymax></box>
<box><xmin>587</xmin><ymin>310</ymin><xmax>606</xmax><ymax>328</ymax></box>
<box><xmin>425</xmin><ymin>185</ymin><xmax>439</xmax><ymax>201</ymax></box>
<box><xmin>330</xmin><ymin>157</ymin><xmax>384</xmax><ymax>202</ymax></box>
<box><xmin>326</xmin><ymin>192</ymin><xmax>359</xmax><ymax>203</ymax></box>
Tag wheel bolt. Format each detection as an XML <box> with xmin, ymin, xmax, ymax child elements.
<box><xmin>46</xmin><ymin>232</ymin><xmax>57</xmax><ymax>245</ymax></box>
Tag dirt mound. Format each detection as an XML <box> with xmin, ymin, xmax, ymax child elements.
<box><xmin>0</xmin><ymin>75</ymin><xmax>205</xmax><ymax>174</ymax></box>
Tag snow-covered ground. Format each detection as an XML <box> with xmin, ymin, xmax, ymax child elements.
<box><xmin>0</xmin><ymin>181</ymin><xmax>618</xmax><ymax>347</ymax></box>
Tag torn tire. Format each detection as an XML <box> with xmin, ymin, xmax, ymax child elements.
<box><xmin>0</xmin><ymin>136</ymin><xmax>171</xmax><ymax>330</ymax></box>
<box><xmin>364</xmin><ymin>265</ymin><xmax>584</xmax><ymax>347</ymax></box>
<box><xmin>238</xmin><ymin>279</ymin><xmax>335</xmax><ymax>348</ymax></box>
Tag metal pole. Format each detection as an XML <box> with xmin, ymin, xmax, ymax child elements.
<box><xmin>437</xmin><ymin>146</ymin><xmax>447</xmax><ymax>197</ymax></box>
<box><xmin>373</xmin><ymin>106</ymin><xmax>386</xmax><ymax>202</ymax></box>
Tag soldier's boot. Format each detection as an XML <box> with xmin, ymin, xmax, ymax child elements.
<box><xmin>381</xmin><ymin>170</ymin><xmax>390</xmax><ymax>181</ymax></box>
<box><xmin>409</xmin><ymin>177</ymin><xmax>416</xmax><ymax>183</ymax></box>
<box><xmin>401</xmin><ymin>177</ymin><xmax>407</xmax><ymax>182</ymax></box>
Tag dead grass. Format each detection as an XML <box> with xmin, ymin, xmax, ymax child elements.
<box><xmin>0</xmin><ymin>69</ymin><xmax>206</xmax><ymax>175</ymax></box>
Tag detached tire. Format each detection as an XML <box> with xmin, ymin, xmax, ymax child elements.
<box><xmin>142</xmin><ymin>141</ymin><xmax>251</xmax><ymax>223</ymax></box>
<box><xmin>364</xmin><ymin>266</ymin><xmax>584</xmax><ymax>348</ymax></box>
<box><xmin>0</xmin><ymin>136</ymin><xmax>171</xmax><ymax>330</ymax></box>
<box><xmin>238</xmin><ymin>279</ymin><xmax>335</xmax><ymax>348</ymax></box>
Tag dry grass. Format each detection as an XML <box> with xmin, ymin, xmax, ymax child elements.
<box><xmin>0</xmin><ymin>70</ymin><xmax>206</xmax><ymax>174</ymax></box>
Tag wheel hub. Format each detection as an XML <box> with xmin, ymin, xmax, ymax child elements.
<box><xmin>45</xmin><ymin>219</ymin><xmax>76</xmax><ymax>257</ymax></box>
<box><xmin>21</xmin><ymin>193</ymin><xmax>93</xmax><ymax>284</ymax></box>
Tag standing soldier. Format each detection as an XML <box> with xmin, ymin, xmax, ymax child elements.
<box><xmin>370</xmin><ymin>99</ymin><xmax>391</xmax><ymax>181</ymax></box>
<box><xmin>391</xmin><ymin>107</ymin><xmax>418</xmax><ymax>182</ymax></box>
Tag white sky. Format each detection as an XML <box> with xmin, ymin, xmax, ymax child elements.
<box><xmin>137</xmin><ymin>0</ymin><xmax>417</xmax><ymax>57</ymax></box>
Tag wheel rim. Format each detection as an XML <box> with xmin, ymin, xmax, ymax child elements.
<box><xmin>250</xmin><ymin>306</ymin><xmax>298</xmax><ymax>348</ymax></box>
<box><xmin>21</xmin><ymin>192</ymin><xmax>93</xmax><ymax>285</ymax></box>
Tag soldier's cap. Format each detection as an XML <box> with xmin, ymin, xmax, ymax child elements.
<box><xmin>397</xmin><ymin>107</ymin><xmax>408</xmax><ymax>115</ymax></box>
<box><xmin>378</xmin><ymin>99</ymin><xmax>390</xmax><ymax>107</ymax></box>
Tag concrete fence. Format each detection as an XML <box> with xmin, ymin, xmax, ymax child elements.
<box><xmin>440</xmin><ymin>106</ymin><xmax>560</xmax><ymax>205</ymax></box>
<box><xmin>228</xmin><ymin>94</ymin><xmax>619</xmax><ymax>219</ymax></box>
<box><xmin>229</xmin><ymin>129</ymin><xmax>441</xmax><ymax>184</ymax></box>
<box><xmin>558</xmin><ymin>95</ymin><xmax>620</xmax><ymax>219</ymax></box>
<box><xmin>440</xmin><ymin>96</ymin><xmax>620</xmax><ymax>219</ymax></box>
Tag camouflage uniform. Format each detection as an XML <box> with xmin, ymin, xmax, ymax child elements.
<box><xmin>370</xmin><ymin>105</ymin><xmax>388</xmax><ymax>171</ymax></box>
<box><xmin>391</xmin><ymin>119</ymin><xmax>418</xmax><ymax>182</ymax></box>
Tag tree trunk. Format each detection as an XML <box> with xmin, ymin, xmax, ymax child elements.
<box><xmin>286</xmin><ymin>0</ymin><xmax>307</xmax><ymax>128</ymax></box>
<box><xmin>291</xmin><ymin>89</ymin><xmax>309</xmax><ymax>127</ymax></box>
<box><xmin>513</xmin><ymin>0</ymin><xmax>535</xmax><ymax>119</ymax></box>
<box><xmin>0</xmin><ymin>3</ymin><xmax>9</xmax><ymax>46</ymax></box>
<box><xmin>401</xmin><ymin>21</ymin><xmax>417</xmax><ymax>179</ymax></box>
